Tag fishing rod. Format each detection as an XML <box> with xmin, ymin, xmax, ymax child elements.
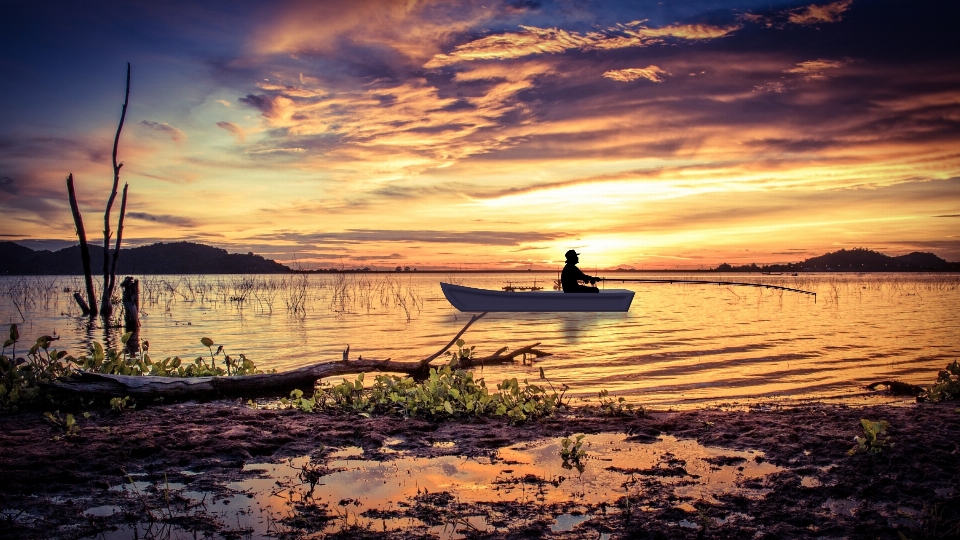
<box><xmin>600</xmin><ymin>278</ymin><xmax>817</xmax><ymax>300</ymax></box>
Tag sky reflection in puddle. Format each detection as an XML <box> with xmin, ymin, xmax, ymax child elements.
<box><xmin>85</xmin><ymin>433</ymin><xmax>780</xmax><ymax>538</ymax></box>
<box><xmin>170</xmin><ymin>432</ymin><xmax>784</xmax><ymax>537</ymax></box>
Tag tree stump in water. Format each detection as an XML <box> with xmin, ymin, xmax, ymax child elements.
<box><xmin>119</xmin><ymin>276</ymin><xmax>140</xmax><ymax>353</ymax></box>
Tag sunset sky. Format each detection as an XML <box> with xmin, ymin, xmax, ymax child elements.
<box><xmin>1</xmin><ymin>0</ymin><xmax>958</xmax><ymax>269</ymax></box>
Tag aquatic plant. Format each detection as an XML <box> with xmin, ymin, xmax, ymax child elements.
<box><xmin>110</xmin><ymin>395</ymin><xmax>132</xmax><ymax>413</ymax></box>
<box><xmin>70</xmin><ymin>334</ymin><xmax>261</xmax><ymax>378</ymax></box>
<box><xmin>848</xmin><ymin>418</ymin><xmax>891</xmax><ymax>455</ymax></box>
<box><xmin>1</xmin><ymin>326</ymin><xmax>73</xmax><ymax>411</ymax></box>
<box><xmin>448</xmin><ymin>338</ymin><xmax>475</xmax><ymax>366</ymax></box>
<box><xmin>43</xmin><ymin>410</ymin><xmax>80</xmax><ymax>439</ymax></box>
<box><xmin>559</xmin><ymin>434</ymin><xmax>587</xmax><ymax>471</ymax></box>
<box><xmin>919</xmin><ymin>360</ymin><xmax>960</xmax><ymax>402</ymax></box>
<box><xmin>597</xmin><ymin>389</ymin><xmax>638</xmax><ymax>416</ymax></box>
<box><xmin>1</xmin><ymin>324</ymin><xmax>261</xmax><ymax>411</ymax></box>
<box><xmin>313</xmin><ymin>363</ymin><xmax>563</xmax><ymax>423</ymax></box>
<box><xmin>282</xmin><ymin>389</ymin><xmax>316</xmax><ymax>413</ymax></box>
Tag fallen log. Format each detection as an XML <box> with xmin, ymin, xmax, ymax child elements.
<box><xmin>49</xmin><ymin>313</ymin><xmax>552</xmax><ymax>401</ymax></box>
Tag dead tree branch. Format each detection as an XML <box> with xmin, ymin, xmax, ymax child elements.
<box><xmin>100</xmin><ymin>63</ymin><xmax>131</xmax><ymax>320</ymax></box>
<box><xmin>66</xmin><ymin>173</ymin><xmax>97</xmax><ymax>316</ymax></box>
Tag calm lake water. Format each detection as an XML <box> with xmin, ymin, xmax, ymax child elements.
<box><xmin>2</xmin><ymin>272</ymin><xmax>957</xmax><ymax>408</ymax></box>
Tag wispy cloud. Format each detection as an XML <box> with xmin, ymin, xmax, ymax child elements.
<box><xmin>215</xmin><ymin>121</ymin><xmax>246</xmax><ymax>142</ymax></box>
<box><xmin>127</xmin><ymin>212</ymin><xmax>198</xmax><ymax>227</ymax></box>
<box><xmin>603</xmin><ymin>66</ymin><xmax>668</xmax><ymax>83</ymax></box>
<box><xmin>245</xmin><ymin>147</ymin><xmax>305</xmax><ymax>154</ymax></box>
<box><xmin>252</xmin><ymin>229</ymin><xmax>566</xmax><ymax>246</ymax></box>
<box><xmin>140</xmin><ymin>120</ymin><xmax>186</xmax><ymax>142</ymax></box>
<box><xmin>788</xmin><ymin>0</ymin><xmax>854</xmax><ymax>25</ymax></box>
<box><xmin>784</xmin><ymin>59</ymin><xmax>847</xmax><ymax>80</ymax></box>
<box><xmin>424</xmin><ymin>22</ymin><xmax>739</xmax><ymax>68</ymax></box>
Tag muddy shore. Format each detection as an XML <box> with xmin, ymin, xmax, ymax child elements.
<box><xmin>1</xmin><ymin>401</ymin><xmax>958</xmax><ymax>539</ymax></box>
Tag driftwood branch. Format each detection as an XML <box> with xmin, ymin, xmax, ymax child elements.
<box><xmin>49</xmin><ymin>317</ymin><xmax>551</xmax><ymax>401</ymax></box>
<box><xmin>66</xmin><ymin>174</ymin><xmax>97</xmax><ymax>316</ymax></box>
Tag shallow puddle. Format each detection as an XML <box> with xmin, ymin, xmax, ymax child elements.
<box><xmin>83</xmin><ymin>433</ymin><xmax>781</xmax><ymax>538</ymax></box>
<box><xmin>149</xmin><ymin>432</ymin><xmax>782</xmax><ymax>537</ymax></box>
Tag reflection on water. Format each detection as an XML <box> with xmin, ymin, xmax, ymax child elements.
<box><xmin>2</xmin><ymin>272</ymin><xmax>958</xmax><ymax>407</ymax></box>
<box><xmin>97</xmin><ymin>433</ymin><xmax>781</xmax><ymax>538</ymax></box>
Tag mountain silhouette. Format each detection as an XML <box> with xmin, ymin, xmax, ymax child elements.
<box><xmin>798</xmin><ymin>248</ymin><xmax>952</xmax><ymax>271</ymax></box>
<box><xmin>716</xmin><ymin>247</ymin><xmax>957</xmax><ymax>272</ymax></box>
<box><xmin>0</xmin><ymin>241</ymin><xmax>292</xmax><ymax>275</ymax></box>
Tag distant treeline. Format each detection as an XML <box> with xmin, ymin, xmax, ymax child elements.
<box><xmin>0</xmin><ymin>241</ymin><xmax>291</xmax><ymax>275</ymax></box>
<box><xmin>714</xmin><ymin>248</ymin><xmax>958</xmax><ymax>272</ymax></box>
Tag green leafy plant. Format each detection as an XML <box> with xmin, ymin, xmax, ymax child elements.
<box><xmin>2</xmin><ymin>324</ymin><xmax>263</xmax><ymax>411</ymax></box>
<box><xmin>919</xmin><ymin>360</ymin><xmax>960</xmax><ymax>402</ymax></box>
<box><xmin>69</xmin><ymin>335</ymin><xmax>261</xmax><ymax>378</ymax></box>
<box><xmin>560</xmin><ymin>434</ymin><xmax>587</xmax><ymax>471</ymax></box>
<box><xmin>597</xmin><ymin>389</ymin><xmax>637</xmax><ymax>416</ymax></box>
<box><xmin>448</xmin><ymin>338</ymin><xmax>475</xmax><ymax>367</ymax></box>
<box><xmin>2</xmin><ymin>327</ymin><xmax>72</xmax><ymax>411</ymax></box>
<box><xmin>848</xmin><ymin>418</ymin><xmax>892</xmax><ymax>455</ymax></box>
<box><xmin>43</xmin><ymin>410</ymin><xmax>79</xmax><ymax>439</ymax></box>
<box><xmin>282</xmin><ymin>389</ymin><xmax>316</xmax><ymax>412</ymax></box>
<box><xmin>315</xmin><ymin>364</ymin><xmax>563</xmax><ymax>423</ymax></box>
<box><xmin>110</xmin><ymin>395</ymin><xmax>132</xmax><ymax>413</ymax></box>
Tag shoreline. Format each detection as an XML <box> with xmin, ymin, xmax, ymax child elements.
<box><xmin>1</xmin><ymin>399</ymin><xmax>957</xmax><ymax>539</ymax></box>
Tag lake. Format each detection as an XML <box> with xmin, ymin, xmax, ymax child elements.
<box><xmin>2</xmin><ymin>272</ymin><xmax>957</xmax><ymax>408</ymax></box>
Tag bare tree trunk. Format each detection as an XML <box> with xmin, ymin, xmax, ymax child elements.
<box><xmin>106</xmin><ymin>184</ymin><xmax>129</xmax><ymax>308</ymax></box>
<box><xmin>100</xmin><ymin>63</ymin><xmax>130</xmax><ymax>320</ymax></box>
<box><xmin>66</xmin><ymin>174</ymin><xmax>97</xmax><ymax>316</ymax></box>
<box><xmin>72</xmin><ymin>292</ymin><xmax>91</xmax><ymax>316</ymax></box>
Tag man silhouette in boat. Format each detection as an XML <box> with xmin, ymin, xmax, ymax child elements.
<box><xmin>561</xmin><ymin>250</ymin><xmax>601</xmax><ymax>293</ymax></box>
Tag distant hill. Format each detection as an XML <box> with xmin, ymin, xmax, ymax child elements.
<box><xmin>716</xmin><ymin>248</ymin><xmax>958</xmax><ymax>272</ymax></box>
<box><xmin>0</xmin><ymin>241</ymin><xmax>292</xmax><ymax>275</ymax></box>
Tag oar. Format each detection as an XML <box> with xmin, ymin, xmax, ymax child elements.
<box><xmin>601</xmin><ymin>278</ymin><xmax>816</xmax><ymax>301</ymax></box>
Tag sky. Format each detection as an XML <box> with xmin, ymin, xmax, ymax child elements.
<box><xmin>1</xmin><ymin>0</ymin><xmax>958</xmax><ymax>270</ymax></box>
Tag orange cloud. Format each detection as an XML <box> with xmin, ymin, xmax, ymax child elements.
<box><xmin>784</xmin><ymin>59</ymin><xmax>847</xmax><ymax>80</ymax></box>
<box><xmin>251</xmin><ymin>0</ymin><xmax>491</xmax><ymax>64</ymax></box>
<box><xmin>425</xmin><ymin>22</ymin><xmax>739</xmax><ymax>67</ymax></box>
<box><xmin>603</xmin><ymin>66</ymin><xmax>668</xmax><ymax>83</ymax></box>
<box><xmin>788</xmin><ymin>0</ymin><xmax>853</xmax><ymax>25</ymax></box>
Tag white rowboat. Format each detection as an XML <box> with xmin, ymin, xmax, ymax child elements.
<box><xmin>440</xmin><ymin>282</ymin><xmax>635</xmax><ymax>312</ymax></box>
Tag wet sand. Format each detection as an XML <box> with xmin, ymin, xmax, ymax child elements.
<box><xmin>1</xmin><ymin>401</ymin><xmax>958</xmax><ymax>539</ymax></box>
